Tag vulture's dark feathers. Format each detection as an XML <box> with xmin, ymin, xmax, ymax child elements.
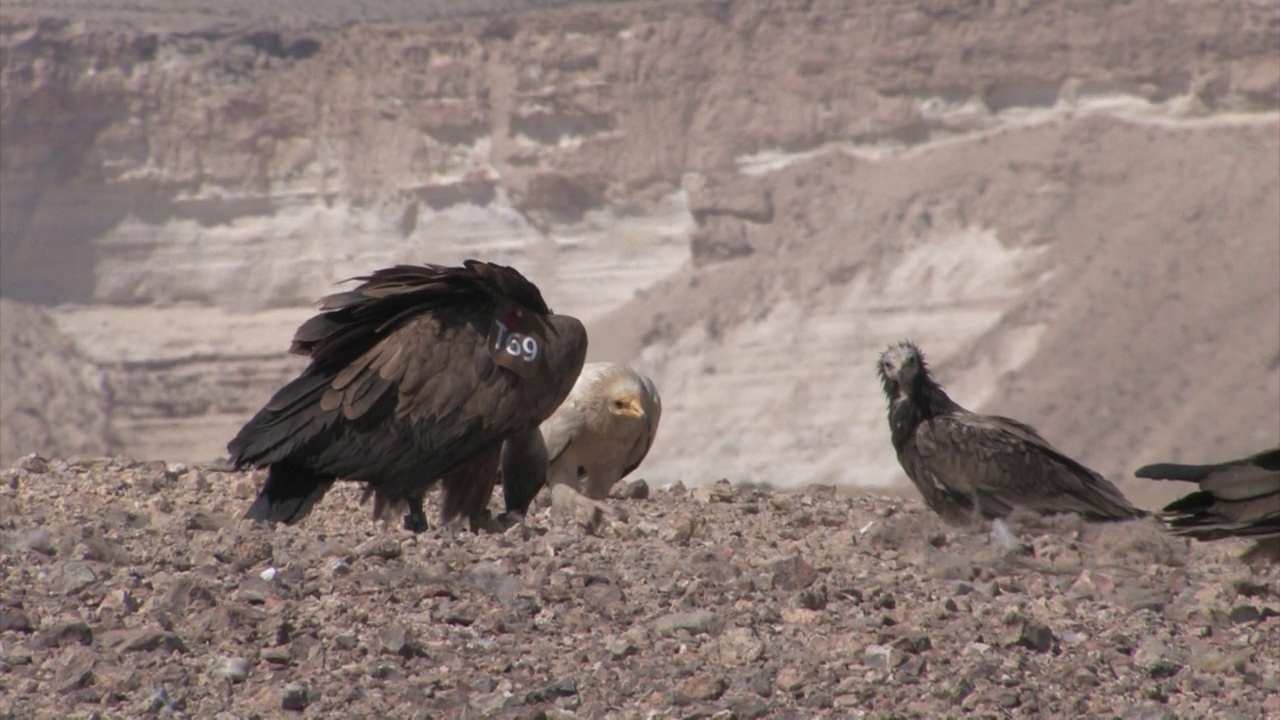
<box><xmin>1136</xmin><ymin>446</ymin><xmax>1280</xmax><ymax>564</ymax></box>
<box><xmin>877</xmin><ymin>339</ymin><xmax>1145</xmax><ymax>526</ymax></box>
<box><xmin>228</xmin><ymin>260</ymin><xmax>588</xmax><ymax>532</ymax></box>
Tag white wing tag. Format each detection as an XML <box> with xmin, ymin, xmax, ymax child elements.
<box><xmin>487</xmin><ymin>302</ymin><xmax>543</xmax><ymax>378</ymax></box>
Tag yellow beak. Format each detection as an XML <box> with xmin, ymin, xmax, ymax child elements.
<box><xmin>616</xmin><ymin>394</ymin><xmax>646</xmax><ymax>420</ymax></box>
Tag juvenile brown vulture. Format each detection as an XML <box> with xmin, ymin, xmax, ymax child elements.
<box><xmin>227</xmin><ymin>260</ymin><xmax>588</xmax><ymax>533</ymax></box>
<box><xmin>501</xmin><ymin>362</ymin><xmax>661</xmax><ymax>526</ymax></box>
<box><xmin>876</xmin><ymin>340</ymin><xmax>1145</xmax><ymax>537</ymax></box>
<box><xmin>1135</xmin><ymin>446</ymin><xmax>1280</xmax><ymax>564</ymax></box>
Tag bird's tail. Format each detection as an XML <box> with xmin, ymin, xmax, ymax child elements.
<box><xmin>1133</xmin><ymin>462</ymin><xmax>1220</xmax><ymax>483</ymax></box>
<box><xmin>244</xmin><ymin>463</ymin><xmax>335</xmax><ymax>526</ymax></box>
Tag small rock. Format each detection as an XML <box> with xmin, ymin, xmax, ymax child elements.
<box><xmin>101</xmin><ymin>628</ymin><xmax>186</xmax><ymax>654</ymax></box>
<box><xmin>1</xmin><ymin>607</ymin><xmax>35</xmax><ymax>633</ymax></box>
<box><xmin>1016</xmin><ymin>621</ymin><xmax>1056</xmax><ymax>653</ymax></box>
<box><xmin>525</xmin><ymin>677</ymin><xmax>578</xmax><ymax>703</ymax></box>
<box><xmin>216</xmin><ymin>656</ymin><xmax>251</xmax><ymax>683</ymax></box>
<box><xmin>774</xmin><ymin>667</ymin><xmax>806</xmax><ymax>692</ymax></box>
<box><xmin>1229</xmin><ymin>605</ymin><xmax>1261</xmax><ymax>624</ymax></box>
<box><xmin>797</xmin><ymin>585</ymin><xmax>828</xmax><ymax>610</ymax></box>
<box><xmin>677</xmin><ymin>675</ymin><xmax>728</xmax><ymax>701</ymax></box>
<box><xmin>17</xmin><ymin>454</ymin><xmax>48</xmax><ymax>473</ymax></box>
<box><xmin>731</xmin><ymin>697</ymin><xmax>771</xmax><ymax>719</ymax></box>
<box><xmin>262</xmin><ymin>647</ymin><xmax>293</xmax><ymax>665</ymax></box>
<box><xmin>612</xmin><ymin>478</ymin><xmax>650</xmax><ymax>500</ymax></box>
<box><xmin>99</xmin><ymin>588</ymin><xmax>139</xmax><ymax>615</ymax></box>
<box><xmin>464</xmin><ymin>562</ymin><xmax>521</xmax><ymax>602</ymax></box>
<box><xmin>717</xmin><ymin>627</ymin><xmax>765</xmax><ymax>664</ymax></box>
<box><xmin>1233</xmin><ymin>578</ymin><xmax>1271</xmax><ymax>598</ymax></box>
<box><xmin>184</xmin><ymin>510</ymin><xmax>229</xmax><ymax>532</ymax></box>
<box><xmin>863</xmin><ymin>645</ymin><xmax>892</xmax><ymax>670</ymax></box>
<box><xmin>281</xmin><ymin>682</ymin><xmax>309</xmax><ymax>711</ymax></box>
<box><xmin>1130</xmin><ymin>596</ymin><xmax>1167</xmax><ymax>613</ymax></box>
<box><xmin>710</xmin><ymin>478</ymin><xmax>735</xmax><ymax>501</ymax></box>
<box><xmin>995</xmin><ymin>690</ymin><xmax>1021</xmax><ymax>709</ymax></box>
<box><xmin>356</xmin><ymin>537</ymin><xmax>402</xmax><ymax>560</ymax></box>
<box><xmin>1124</xmin><ymin>703</ymin><xmax>1178</xmax><ymax>720</ymax></box>
<box><xmin>53</xmin><ymin>649</ymin><xmax>95</xmax><ymax>692</ymax></box>
<box><xmin>633</xmin><ymin>521</ymin><xmax>659</xmax><ymax>538</ymax></box>
<box><xmin>51</xmin><ymin>561</ymin><xmax>98</xmax><ymax>595</ymax></box>
<box><xmin>605</xmin><ymin>636</ymin><xmax>638</xmax><ymax>660</ymax></box>
<box><xmin>15</xmin><ymin>528</ymin><xmax>56</xmax><ymax>556</ymax></box>
<box><xmin>892</xmin><ymin>633</ymin><xmax>932</xmax><ymax>654</ymax></box>
<box><xmin>801</xmin><ymin>691</ymin><xmax>834</xmax><ymax>709</ymax></box>
<box><xmin>1134</xmin><ymin>636</ymin><xmax>1183</xmax><ymax>679</ymax></box>
<box><xmin>768</xmin><ymin>554</ymin><xmax>817</xmax><ymax>591</ymax></box>
<box><xmin>236</xmin><ymin>577</ymin><xmax>275</xmax><ymax>605</ymax></box>
<box><xmin>259</xmin><ymin>567</ymin><xmax>278</xmax><ymax>582</ymax></box>
<box><xmin>663</xmin><ymin>481</ymin><xmax>688</xmax><ymax>495</ymax></box>
<box><xmin>655</xmin><ymin>610</ymin><xmax>719</xmax><ymax>636</ymax></box>
<box><xmin>664</xmin><ymin>517</ymin><xmax>699</xmax><ymax>545</ymax></box>
<box><xmin>334</xmin><ymin>634</ymin><xmax>358</xmax><ymax>650</ymax></box>
<box><xmin>378</xmin><ymin>625</ymin><xmax>420</xmax><ymax>657</ymax></box>
<box><xmin>38</xmin><ymin>621</ymin><xmax>93</xmax><ymax>648</ymax></box>
<box><xmin>216</xmin><ymin>533</ymin><xmax>273</xmax><ymax>570</ymax></box>
<box><xmin>1071</xmin><ymin>569</ymin><xmax>1115</xmax><ymax>596</ymax></box>
<box><xmin>148</xmin><ymin>687</ymin><xmax>175</xmax><ymax>713</ymax></box>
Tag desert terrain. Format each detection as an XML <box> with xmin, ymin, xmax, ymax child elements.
<box><xmin>1</xmin><ymin>456</ymin><xmax>1278</xmax><ymax>719</ymax></box>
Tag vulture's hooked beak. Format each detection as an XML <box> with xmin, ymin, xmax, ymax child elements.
<box><xmin>615</xmin><ymin>394</ymin><xmax>646</xmax><ymax>421</ymax></box>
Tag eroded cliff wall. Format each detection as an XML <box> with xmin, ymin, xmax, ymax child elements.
<box><xmin>1</xmin><ymin>0</ymin><xmax>1277</xmax><ymax>501</ymax></box>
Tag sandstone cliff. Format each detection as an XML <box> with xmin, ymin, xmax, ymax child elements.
<box><xmin>1</xmin><ymin>0</ymin><xmax>1277</xmax><ymax>504</ymax></box>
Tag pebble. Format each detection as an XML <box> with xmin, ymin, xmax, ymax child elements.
<box><xmin>51</xmin><ymin>562</ymin><xmax>98</xmax><ymax>595</ymax></box>
<box><xmin>768</xmin><ymin>554</ymin><xmax>817</xmax><ymax>591</ymax></box>
<box><xmin>216</xmin><ymin>656</ymin><xmax>251</xmax><ymax>683</ymax></box>
<box><xmin>281</xmin><ymin>682</ymin><xmax>309</xmax><ymax>711</ymax></box>
<box><xmin>863</xmin><ymin>644</ymin><xmax>892</xmax><ymax>669</ymax></box>
<box><xmin>654</xmin><ymin>610</ymin><xmax>719</xmax><ymax>636</ymax></box>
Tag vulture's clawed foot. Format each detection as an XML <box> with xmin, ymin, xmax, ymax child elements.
<box><xmin>468</xmin><ymin>508</ymin><xmax>495</xmax><ymax>534</ymax></box>
<box><xmin>468</xmin><ymin>509</ymin><xmax>527</xmax><ymax>534</ymax></box>
<box><xmin>403</xmin><ymin>511</ymin><xmax>430</xmax><ymax>534</ymax></box>
<box><xmin>489</xmin><ymin>511</ymin><xmax>531</xmax><ymax>535</ymax></box>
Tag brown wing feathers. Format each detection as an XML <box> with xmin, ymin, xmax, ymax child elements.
<box><xmin>229</xmin><ymin>260</ymin><xmax>586</xmax><ymax>530</ymax></box>
<box><xmin>878</xmin><ymin>340</ymin><xmax>1145</xmax><ymax>525</ymax></box>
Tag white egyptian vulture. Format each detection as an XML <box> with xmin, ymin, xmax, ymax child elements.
<box><xmin>501</xmin><ymin>362</ymin><xmax>661</xmax><ymax>527</ymax></box>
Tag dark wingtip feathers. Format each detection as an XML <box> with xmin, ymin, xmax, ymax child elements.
<box><xmin>241</xmin><ymin>464</ymin><xmax>335</xmax><ymax>526</ymax></box>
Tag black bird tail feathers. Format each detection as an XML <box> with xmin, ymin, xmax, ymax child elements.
<box><xmin>243</xmin><ymin>463</ymin><xmax>336</xmax><ymax>526</ymax></box>
<box><xmin>1133</xmin><ymin>462</ymin><xmax>1220</xmax><ymax>483</ymax></box>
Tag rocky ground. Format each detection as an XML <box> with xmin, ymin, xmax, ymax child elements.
<box><xmin>1</xmin><ymin>456</ymin><xmax>1277</xmax><ymax>719</ymax></box>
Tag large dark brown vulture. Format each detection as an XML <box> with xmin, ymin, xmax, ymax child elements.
<box><xmin>227</xmin><ymin>260</ymin><xmax>588</xmax><ymax>533</ymax></box>
<box><xmin>1135</xmin><ymin>446</ymin><xmax>1280</xmax><ymax>564</ymax></box>
<box><xmin>876</xmin><ymin>340</ymin><xmax>1145</xmax><ymax>542</ymax></box>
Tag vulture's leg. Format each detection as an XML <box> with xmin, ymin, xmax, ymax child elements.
<box><xmin>403</xmin><ymin>497</ymin><xmax>429</xmax><ymax>534</ymax></box>
<box><xmin>468</xmin><ymin>508</ymin><xmax>494</xmax><ymax>533</ymax></box>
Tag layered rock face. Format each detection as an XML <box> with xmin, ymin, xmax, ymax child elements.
<box><xmin>1</xmin><ymin>0</ymin><xmax>1277</xmax><ymax>500</ymax></box>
